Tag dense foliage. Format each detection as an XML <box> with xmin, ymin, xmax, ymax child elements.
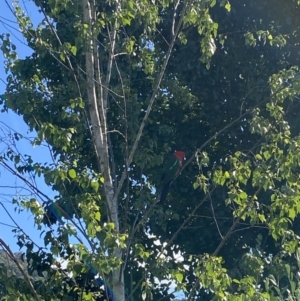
<box><xmin>1</xmin><ymin>0</ymin><xmax>300</xmax><ymax>300</ymax></box>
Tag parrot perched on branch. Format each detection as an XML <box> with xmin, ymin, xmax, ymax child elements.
<box><xmin>159</xmin><ymin>150</ymin><xmax>185</xmax><ymax>203</ymax></box>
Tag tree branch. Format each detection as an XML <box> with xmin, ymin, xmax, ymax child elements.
<box><xmin>156</xmin><ymin>187</ymin><xmax>216</xmax><ymax>260</ymax></box>
<box><xmin>113</xmin><ymin>0</ymin><xmax>188</xmax><ymax>203</ymax></box>
<box><xmin>186</xmin><ymin>187</ymin><xmax>262</xmax><ymax>301</ymax></box>
<box><xmin>212</xmin><ymin>186</ymin><xmax>262</xmax><ymax>256</ymax></box>
<box><xmin>173</xmin><ymin>85</ymin><xmax>288</xmax><ymax>183</ymax></box>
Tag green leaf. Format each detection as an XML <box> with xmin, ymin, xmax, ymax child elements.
<box><xmin>224</xmin><ymin>171</ymin><xmax>230</xmax><ymax>179</ymax></box>
<box><xmin>288</xmin><ymin>208</ymin><xmax>296</xmax><ymax>219</ymax></box>
<box><xmin>68</xmin><ymin>169</ymin><xmax>77</xmax><ymax>179</ymax></box>
<box><xmin>59</xmin><ymin>52</ymin><xmax>66</xmax><ymax>62</ymax></box>
<box><xmin>70</xmin><ymin>46</ymin><xmax>77</xmax><ymax>56</ymax></box>
<box><xmin>263</xmin><ymin>151</ymin><xmax>271</xmax><ymax>160</ymax></box>
<box><xmin>175</xmin><ymin>272</ymin><xmax>183</xmax><ymax>283</ymax></box>
<box><xmin>91</xmin><ymin>180</ymin><xmax>99</xmax><ymax>192</ymax></box>
<box><xmin>255</xmin><ymin>154</ymin><xmax>262</xmax><ymax>160</ymax></box>
<box><xmin>95</xmin><ymin>211</ymin><xmax>101</xmax><ymax>222</ymax></box>
<box><xmin>225</xmin><ymin>2</ymin><xmax>231</xmax><ymax>11</ymax></box>
<box><xmin>239</xmin><ymin>191</ymin><xmax>247</xmax><ymax>200</ymax></box>
<box><xmin>210</xmin><ymin>0</ymin><xmax>216</xmax><ymax>7</ymax></box>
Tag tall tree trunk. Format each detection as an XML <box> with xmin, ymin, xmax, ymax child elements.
<box><xmin>82</xmin><ymin>0</ymin><xmax>124</xmax><ymax>299</ymax></box>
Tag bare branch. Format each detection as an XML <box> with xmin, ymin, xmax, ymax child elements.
<box><xmin>212</xmin><ymin>186</ymin><xmax>262</xmax><ymax>256</ymax></box>
<box><xmin>209</xmin><ymin>193</ymin><xmax>223</xmax><ymax>239</ymax></box>
<box><xmin>156</xmin><ymin>187</ymin><xmax>216</xmax><ymax>260</ymax></box>
<box><xmin>106</xmin><ymin>129</ymin><xmax>126</xmax><ymax>139</ymax></box>
<box><xmin>104</xmin><ymin>13</ymin><xmax>118</xmax><ymax>109</ymax></box>
<box><xmin>172</xmin><ymin>0</ymin><xmax>181</xmax><ymax>37</ymax></box>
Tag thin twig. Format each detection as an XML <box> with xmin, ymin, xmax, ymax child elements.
<box><xmin>156</xmin><ymin>187</ymin><xmax>216</xmax><ymax>260</ymax></box>
<box><xmin>172</xmin><ymin>0</ymin><xmax>181</xmax><ymax>37</ymax></box>
<box><xmin>212</xmin><ymin>187</ymin><xmax>262</xmax><ymax>256</ymax></box>
<box><xmin>106</xmin><ymin>129</ymin><xmax>126</xmax><ymax>139</ymax></box>
<box><xmin>0</xmin><ymin>203</ymin><xmax>44</xmax><ymax>251</ymax></box>
<box><xmin>126</xmin><ymin>276</ymin><xmax>143</xmax><ymax>301</ymax></box>
<box><xmin>103</xmin><ymin>14</ymin><xmax>118</xmax><ymax>109</ymax></box>
<box><xmin>186</xmin><ymin>279</ymin><xmax>200</xmax><ymax>301</ymax></box>
<box><xmin>209</xmin><ymin>192</ymin><xmax>223</xmax><ymax>239</ymax></box>
<box><xmin>122</xmin><ymin>212</ymin><xmax>139</xmax><ymax>275</ymax></box>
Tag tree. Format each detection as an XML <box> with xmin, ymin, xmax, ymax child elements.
<box><xmin>1</xmin><ymin>0</ymin><xmax>300</xmax><ymax>300</ymax></box>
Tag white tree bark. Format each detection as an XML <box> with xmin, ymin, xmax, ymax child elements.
<box><xmin>82</xmin><ymin>0</ymin><xmax>187</xmax><ymax>299</ymax></box>
<box><xmin>82</xmin><ymin>0</ymin><xmax>123</xmax><ymax>299</ymax></box>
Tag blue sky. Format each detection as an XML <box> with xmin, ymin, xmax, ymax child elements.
<box><xmin>0</xmin><ymin>1</ymin><xmax>51</xmax><ymax>251</ymax></box>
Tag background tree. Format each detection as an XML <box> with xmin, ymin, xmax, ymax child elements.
<box><xmin>1</xmin><ymin>0</ymin><xmax>300</xmax><ymax>300</ymax></box>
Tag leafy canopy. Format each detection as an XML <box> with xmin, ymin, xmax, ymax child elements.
<box><xmin>1</xmin><ymin>0</ymin><xmax>300</xmax><ymax>300</ymax></box>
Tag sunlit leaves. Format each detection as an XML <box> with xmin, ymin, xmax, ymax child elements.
<box><xmin>135</xmin><ymin>243</ymin><xmax>150</xmax><ymax>260</ymax></box>
<box><xmin>182</xmin><ymin>1</ymin><xmax>220</xmax><ymax>67</ymax></box>
<box><xmin>244</xmin><ymin>30</ymin><xmax>287</xmax><ymax>48</ymax></box>
<box><xmin>212</xmin><ymin>168</ymin><xmax>230</xmax><ymax>186</ymax></box>
<box><xmin>195</xmin><ymin>254</ymin><xmax>231</xmax><ymax>297</ymax></box>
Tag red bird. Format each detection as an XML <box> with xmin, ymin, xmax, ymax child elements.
<box><xmin>159</xmin><ymin>150</ymin><xmax>185</xmax><ymax>203</ymax></box>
